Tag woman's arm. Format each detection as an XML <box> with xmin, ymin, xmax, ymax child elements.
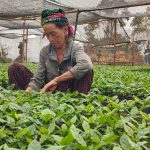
<box><xmin>26</xmin><ymin>48</ymin><xmax>47</xmax><ymax>92</ymax></box>
<box><xmin>70</xmin><ymin>42</ymin><xmax>93</xmax><ymax>79</ymax></box>
<box><xmin>40</xmin><ymin>70</ymin><xmax>74</xmax><ymax>94</ymax></box>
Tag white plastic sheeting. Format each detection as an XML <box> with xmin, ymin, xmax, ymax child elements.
<box><xmin>0</xmin><ymin>36</ymin><xmax>49</xmax><ymax>62</ymax></box>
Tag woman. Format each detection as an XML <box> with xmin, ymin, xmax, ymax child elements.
<box><xmin>8</xmin><ymin>9</ymin><xmax>93</xmax><ymax>94</ymax></box>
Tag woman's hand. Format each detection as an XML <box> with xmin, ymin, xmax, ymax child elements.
<box><xmin>40</xmin><ymin>71</ymin><xmax>74</xmax><ymax>95</ymax></box>
<box><xmin>25</xmin><ymin>87</ymin><xmax>33</xmax><ymax>93</ymax></box>
<box><xmin>40</xmin><ymin>78</ymin><xmax>58</xmax><ymax>94</ymax></box>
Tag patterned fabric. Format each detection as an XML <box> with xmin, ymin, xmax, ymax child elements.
<box><xmin>56</xmin><ymin>70</ymin><xmax>94</xmax><ymax>94</ymax></box>
<box><xmin>41</xmin><ymin>9</ymin><xmax>68</xmax><ymax>26</ymax></box>
<box><xmin>8</xmin><ymin>63</ymin><xmax>93</xmax><ymax>94</ymax></box>
<box><xmin>8</xmin><ymin>63</ymin><xmax>33</xmax><ymax>90</ymax></box>
<box><xmin>71</xmin><ymin>70</ymin><xmax>94</xmax><ymax>94</ymax></box>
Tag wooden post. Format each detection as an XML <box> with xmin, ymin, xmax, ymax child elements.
<box><xmin>131</xmin><ymin>34</ymin><xmax>134</xmax><ymax>66</ymax></box>
<box><xmin>113</xmin><ymin>18</ymin><xmax>117</xmax><ymax>66</ymax></box>
<box><xmin>25</xmin><ymin>28</ymin><xmax>28</xmax><ymax>62</ymax></box>
<box><xmin>22</xmin><ymin>20</ymin><xmax>26</xmax><ymax>63</ymax></box>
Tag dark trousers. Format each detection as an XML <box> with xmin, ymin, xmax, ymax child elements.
<box><xmin>8</xmin><ymin>63</ymin><xmax>93</xmax><ymax>94</ymax></box>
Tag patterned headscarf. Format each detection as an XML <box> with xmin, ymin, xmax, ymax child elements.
<box><xmin>41</xmin><ymin>9</ymin><xmax>74</xmax><ymax>36</ymax></box>
<box><xmin>41</xmin><ymin>9</ymin><xmax>68</xmax><ymax>26</ymax></box>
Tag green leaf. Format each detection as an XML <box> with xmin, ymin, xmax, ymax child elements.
<box><xmin>113</xmin><ymin>146</ymin><xmax>122</xmax><ymax>150</ymax></box>
<box><xmin>6</xmin><ymin>116</ymin><xmax>15</xmax><ymax>125</ymax></box>
<box><xmin>120</xmin><ymin>134</ymin><xmax>135</xmax><ymax>149</ymax></box>
<box><xmin>130</xmin><ymin>106</ymin><xmax>139</xmax><ymax>115</ymax></box>
<box><xmin>137</xmin><ymin>127</ymin><xmax>150</xmax><ymax>138</ymax></box>
<box><xmin>70</xmin><ymin>115</ymin><xmax>77</xmax><ymax>124</ymax></box>
<box><xmin>70</xmin><ymin>125</ymin><xmax>86</xmax><ymax>147</ymax></box>
<box><xmin>14</xmin><ymin>112</ymin><xmax>19</xmax><ymax>120</ymax></box>
<box><xmin>82</xmin><ymin>121</ymin><xmax>90</xmax><ymax>134</ymax></box>
<box><xmin>0</xmin><ymin>145</ymin><xmax>3</xmax><ymax>150</ymax></box>
<box><xmin>45</xmin><ymin>145</ymin><xmax>64</xmax><ymax>150</ymax></box>
<box><xmin>15</xmin><ymin>128</ymin><xmax>29</xmax><ymax>138</ymax></box>
<box><xmin>9</xmin><ymin>103</ymin><xmax>22</xmax><ymax>111</ymax></box>
<box><xmin>40</xmin><ymin>127</ymin><xmax>48</xmax><ymax>135</ymax></box>
<box><xmin>0</xmin><ymin>126</ymin><xmax>7</xmax><ymax>138</ymax></box>
<box><xmin>124</xmin><ymin>124</ymin><xmax>134</xmax><ymax>137</ymax></box>
<box><xmin>27</xmin><ymin>140</ymin><xmax>41</xmax><ymax>150</ymax></box>
<box><xmin>26</xmin><ymin>137</ymin><xmax>33</xmax><ymax>143</ymax></box>
<box><xmin>52</xmin><ymin>135</ymin><xmax>63</xmax><ymax>144</ymax></box>
<box><xmin>96</xmin><ymin>95</ymin><xmax>104</xmax><ymax>101</ymax></box>
<box><xmin>61</xmin><ymin>124</ymin><xmax>68</xmax><ymax>132</ymax></box>
<box><xmin>41</xmin><ymin>109</ymin><xmax>56</xmax><ymax>122</ymax></box>
<box><xmin>21</xmin><ymin>102</ymin><xmax>31</xmax><ymax>112</ymax></box>
<box><xmin>85</xmin><ymin>103</ymin><xmax>94</xmax><ymax>112</ymax></box>
<box><xmin>61</xmin><ymin>131</ymin><xmax>74</xmax><ymax>145</ymax></box>
<box><xmin>0</xmin><ymin>118</ymin><xmax>6</xmax><ymax>123</ymax></box>
<box><xmin>77</xmin><ymin>144</ymin><xmax>90</xmax><ymax>150</ymax></box>
<box><xmin>102</xmin><ymin>133</ymin><xmax>118</xmax><ymax>144</ymax></box>
<box><xmin>88</xmin><ymin>114</ymin><xmax>97</xmax><ymax>123</ymax></box>
<box><xmin>48</xmin><ymin>121</ymin><xmax>55</xmax><ymax>134</ymax></box>
<box><xmin>135</xmin><ymin>141</ymin><xmax>148</xmax><ymax>150</ymax></box>
<box><xmin>3</xmin><ymin>144</ymin><xmax>19</xmax><ymax>150</ymax></box>
<box><xmin>91</xmin><ymin>137</ymin><xmax>100</xmax><ymax>144</ymax></box>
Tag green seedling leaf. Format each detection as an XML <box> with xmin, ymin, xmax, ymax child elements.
<box><xmin>137</xmin><ymin>127</ymin><xmax>150</xmax><ymax>138</ymax></box>
<box><xmin>52</xmin><ymin>135</ymin><xmax>63</xmax><ymax>144</ymax></box>
<box><xmin>27</xmin><ymin>140</ymin><xmax>41</xmax><ymax>150</ymax></box>
<box><xmin>120</xmin><ymin>134</ymin><xmax>135</xmax><ymax>149</ymax></box>
<box><xmin>82</xmin><ymin>121</ymin><xmax>90</xmax><ymax>134</ymax></box>
<box><xmin>70</xmin><ymin>125</ymin><xmax>87</xmax><ymax>147</ymax></box>
<box><xmin>130</xmin><ymin>106</ymin><xmax>139</xmax><ymax>115</ymax></box>
<box><xmin>48</xmin><ymin>121</ymin><xmax>55</xmax><ymax>134</ymax></box>
<box><xmin>40</xmin><ymin>127</ymin><xmax>48</xmax><ymax>135</ymax></box>
<box><xmin>3</xmin><ymin>144</ymin><xmax>19</xmax><ymax>150</ymax></box>
<box><xmin>45</xmin><ymin>145</ymin><xmax>64</xmax><ymax>150</ymax></box>
<box><xmin>61</xmin><ymin>131</ymin><xmax>74</xmax><ymax>145</ymax></box>
<box><xmin>15</xmin><ymin>128</ymin><xmax>29</xmax><ymax>138</ymax></box>
<box><xmin>41</xmin><ymin>109</ymin><xmax>56</xmax><ymax>122</ymax></box>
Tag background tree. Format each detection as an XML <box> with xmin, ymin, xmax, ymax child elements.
<box><xmin>130</xmin><ymin>16</ymin><xmax>150</xmax><ymax>64</ymax></box>
<box><xmin>0</xmin><ymin>44</ymin><xmax>12</xmax><ymax>63</ymax></box>
<box><xmin>131</xmin><ymin>17</ymin><xmax>150</xmax><ymax>35</ymax></box>
<box><xmin>84</xmin><ymin>19</ymin><xmax>129</xmax><ymax>64</ymax></box>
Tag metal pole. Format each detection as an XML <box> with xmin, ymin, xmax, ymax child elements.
<box><xmin>74</xmin><ymin>9</ymin><xmax>80</xmax><ymax>40</ymax></box>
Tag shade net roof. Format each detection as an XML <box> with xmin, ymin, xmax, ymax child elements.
<box><xmin>0</xmin><ymin>0</ymin><xmax>149</xmax><ymax>41</ymax></box>
<box><xmin>0</xmin><ymin>0</ymin><xmax>149</xmax><ymax>19</ymax></box>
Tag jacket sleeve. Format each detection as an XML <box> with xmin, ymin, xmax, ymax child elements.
<box><xmin>69</xmin><ymin>42</ymin><xmax>93</xmax><ymax>79</ymax></box>
<box><xmin>28</xmin><ymin>49</ymin><xmax>46</xmax><ymax>90</ymax></box>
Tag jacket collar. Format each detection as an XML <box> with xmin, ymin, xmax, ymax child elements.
<box><xmin>49</xmin><ymin>38</ymin><xmax>74</xmax><ymax>61</ymax></box>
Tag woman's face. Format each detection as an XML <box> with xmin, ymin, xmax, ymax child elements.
<box><xmin>43</xmin><ymin>23</ymin><xmax>67</xmax><ymax>49</ymax></box>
